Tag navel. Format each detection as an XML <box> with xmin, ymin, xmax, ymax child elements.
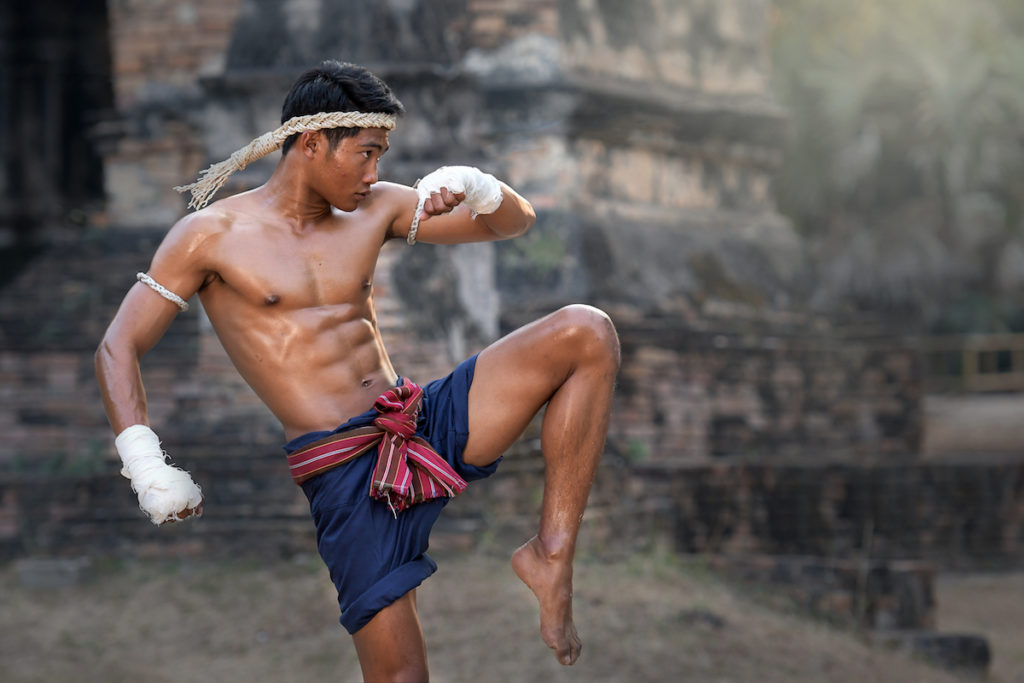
<box><xmin>264</xmin><ymin>293</ymin><xmax>281</xmax><ymax>305</ymax></box>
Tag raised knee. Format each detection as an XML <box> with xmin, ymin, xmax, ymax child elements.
<box><xmin>554</xmin><ymin>304</ymin><xmax>620</xmax><ymax>368</ymax></box>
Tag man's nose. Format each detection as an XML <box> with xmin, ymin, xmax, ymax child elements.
<box><xmin>364</xmin><ymin>161</ymin><xmax>379</xmax><ymax>185</ymax></box>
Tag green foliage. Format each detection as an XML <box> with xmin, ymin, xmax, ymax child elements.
<box><xmin>499</xmin><ymin>228</ymin><xmax>567</xmax><ymax>277</ymax></box>
<box><xmin>625</xmin><ymin>439</ymin><xmax>651</xmax><ymax>464</ymax></box>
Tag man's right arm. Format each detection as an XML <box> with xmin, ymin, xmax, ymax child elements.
<box><xmin>96</xmin><ymin>212</ymin><xmax>213</xmax><ymax>430</ymax></box>
<box><xmin>95</xmin><ymin>212</ymin><xmax>216</xmax><ymax>523</ymax></box>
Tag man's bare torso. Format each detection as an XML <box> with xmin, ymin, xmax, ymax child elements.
<box><xmin>193</xmin><ymin>184</ymin><xmax>406</xmax><ymax>440</ymax></box>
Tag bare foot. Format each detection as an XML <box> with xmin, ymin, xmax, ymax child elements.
<box><xmin>511</xmin><ymin>535</ymin><xmax>582</xmax><ymax>665</ymax></box>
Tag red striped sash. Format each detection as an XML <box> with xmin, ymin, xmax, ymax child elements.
<box><xmin>286</xmin><ymin>382</ymin><xmax>468</xmax><ymax>513</ymax></box>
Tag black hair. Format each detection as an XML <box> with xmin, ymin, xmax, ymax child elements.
<box><xmin>280</xmin><ymin>60</ymin><xmax>404</xmax><ymax>154</ymax></box>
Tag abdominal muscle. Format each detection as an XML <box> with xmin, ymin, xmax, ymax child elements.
<box><xmin>205</xmin><ymin>299</ymin><xmax>399</xmax><ymax>441</ymax></box>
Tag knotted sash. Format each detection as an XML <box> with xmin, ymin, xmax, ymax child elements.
<box><xmin>286</xmin><ymin>382</ymin><xmax>468</xmax><ymax>513</ymax></box>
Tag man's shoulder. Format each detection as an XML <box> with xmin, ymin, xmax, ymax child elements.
<box><xmin>169</xmin><ymin>196</ymin><xmax>252</xmax><ymax>240</ymax></box>
<box><xmin>155</xmin><ymin>201</ymin><xmax>249</xmax><ymax>268</ymax></box>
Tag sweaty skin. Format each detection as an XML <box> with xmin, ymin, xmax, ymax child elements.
<box><xmin>178</xmin><ymin>183</ymin><xmax>403</xmax><ymax>441</ymax></box>
<box><xmin>97</xmin><ymin>128</ymin><xmax>531</xmax><ymax>441</ymax></box>
<box><xmin>96</xmin><ymin>125</ymin><xmax>616</xmax><ymax>673</ymax></box>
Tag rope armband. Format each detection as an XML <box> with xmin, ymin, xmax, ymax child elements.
<box><xmin>137</xmin><ymin>273</ymin><xmax>190</xmax><ymax>312</ymax></box>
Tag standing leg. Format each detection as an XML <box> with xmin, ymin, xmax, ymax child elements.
<box><xmin>351</xmin><ymin>590</ymin><xmax>429</xmax><ymax>682</ymax></box>
<box><xmin>461</xmin><ymin>304</ymin><xmax>620</xmax><ymax>665</ymax></box>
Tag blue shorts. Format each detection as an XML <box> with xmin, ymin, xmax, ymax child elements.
<box><xmin>282</xmin><ymin>355</ymin><xmax>500</xmax><ymax>633</ymax></box>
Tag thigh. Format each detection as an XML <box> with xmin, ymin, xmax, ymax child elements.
<box><xmin>351</xmin><ymin>590</ymin><xmax>429</xmax><ymax>682</ymax></box>
<box><xmin>461</xmin><ymin>307</ymin><xmax>586</xmax><ymax>467</ymax></box>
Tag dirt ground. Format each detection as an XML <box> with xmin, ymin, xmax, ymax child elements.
<box><xmin>4</xmin><ymin>547</ymin><xmax>1018</xmax><ymax>683</ymax></box>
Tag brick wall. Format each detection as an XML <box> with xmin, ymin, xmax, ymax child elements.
<box><xmin>467</xmin><ymin>0</ymin><xmax>558</xmax><ymax>48</ymax></box>
<box><xmin>559</xmin><ymin>0</ymin><xmax>772</xmax><ymax>95</ymax></box>
<box><xmin>109</xmin><ymin>0</ymin><xmax>243</xmax><ymax>109</ymax></box>
<box><xmin>0</xmin><ymin>229</ymin><xmax>203</xmax><ymax>472</ymax></box>
<box><xmin>619</xmin><ymin>460</ymin><xmax>1024</xmax><ymax>567</ymax></box>
<box><xmin>3</xmin><ymin>446</ymin><xmax>1022</xmax><ymax>570</ymax></box>
<box><xmin>611</xmin><ymin>315</ymin><xmax>922</xmax><ymax>463</ymax></box>
<box><xmin>102</xmin><ymin>0</ymin><xmax>244</xmax><ymax>227</ymax></box>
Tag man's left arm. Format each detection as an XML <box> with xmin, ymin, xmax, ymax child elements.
<box><xmin>385</xmin><ymin>167</ymin><xmax>536</xmax><ymax>245</ymax></box>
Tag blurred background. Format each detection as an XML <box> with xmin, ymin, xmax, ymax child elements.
<box><xmin>1</xmin><ymin>0</ymin><xmax>1022</xmax><ymax>681</ymax></box>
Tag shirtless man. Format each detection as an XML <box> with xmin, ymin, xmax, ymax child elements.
<box><xmin>95</xmin><ymin>60</ymin><xmax>619</xmax><ymax>681</ymax></box>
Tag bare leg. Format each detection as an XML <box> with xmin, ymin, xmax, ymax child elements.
<box><xmin>462</xmin><ymin>305</ymin><xmax>620</xmax><ymax>665</ymax></box>
<box><xmin>351</xmin><ymin>590</ymin><xmax>429</xmax><ymax>682</ymax></box>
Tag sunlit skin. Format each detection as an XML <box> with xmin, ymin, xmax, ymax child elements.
<box><xmin>95</xmin><ymin>125</ymin><xmax>620</xmax><ymax>677</ymax></box>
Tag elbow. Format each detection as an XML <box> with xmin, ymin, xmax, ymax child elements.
<box><xmin>520</xmin><ymin>204</ymin><xmax>536</xmax><ymax>236</ymax></box>
<box><xmin>94</xmin><ymin>335</ymin><xmax>133</xmax><ymax>379</ymax></box>
<box><xmin>94</xmin><ymin>337</ymin><xmax>114</xmax><ymax>379</ymax></box>
<box><xmin>509</xmin><ymin>202</ymin><xmax>536</xmax><ymax>239</ymax></box>
<box><xmin>482</xmin><ymin>195</ymin><xmax>535</xmax><ymax>240</ymax></box>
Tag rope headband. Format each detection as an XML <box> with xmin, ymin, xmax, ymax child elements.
<box><xmin>174</xmin><ymin>111</ymin><xmax>397</xmax><ymax>210</ymax></box>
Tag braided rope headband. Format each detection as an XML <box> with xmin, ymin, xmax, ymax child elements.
<box><xmin>174</xmin><ymin>111</ymin><xmax>397</xmax><ymax>210</ymax></box>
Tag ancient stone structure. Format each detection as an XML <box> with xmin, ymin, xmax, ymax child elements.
<box><xmin>93</xmin><ymin>0</ymin><xmax>914</xmax><ymax>459</ymax></box>
<box><xmin>0</xmin><ymin>0</ymin><xmax>985</xmax><ymax>565</ymax></box>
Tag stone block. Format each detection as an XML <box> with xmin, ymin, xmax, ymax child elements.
<box><xmin>871</xmin><ymin>630</ymin><xmax>991</xmax><ymax>676</ymax></box>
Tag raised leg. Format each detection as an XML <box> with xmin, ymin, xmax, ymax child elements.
<box><xmin>462</xmin><ymin>304</ymin><xmax>620</xmax><ymax>665</ymax></box>
<box><xmin>351</xmin><ymin>590</ymin><xmax>429</xmax><ymax>682</ymax></box>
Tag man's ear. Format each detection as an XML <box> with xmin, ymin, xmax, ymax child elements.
<box><xmin>299</xmin><ymin>130</ymin><xmax>321</xmax><ymax>158</ymax></box>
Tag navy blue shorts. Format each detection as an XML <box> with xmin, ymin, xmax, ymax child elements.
<box><xmin>282</xmin><ymin>354</ymin><xmax>500</xmax><ymax>633</ymax></box>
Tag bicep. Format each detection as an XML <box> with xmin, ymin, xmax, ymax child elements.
<box><xmin>104</xmin><ymin>283</ymin><xmax>181</xmax><ymax>357</ymax></box>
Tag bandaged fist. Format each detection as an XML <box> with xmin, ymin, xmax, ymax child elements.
<box><xmin>115</xmin><ymin>425</ymin><xmax>205</xmax><ymax>525</ymax></box>
<box><xmin>418</xmin><ymin>186</ymin><xmax>467</xmax><ymax>221</ymax></box>
<box><xmin>162</xmin><ymin>496</ymin><xmax>204</xmax><ymax>525</ymax></box>
<box><xmin>415</xmin><ymin>166</ymin><xmax>503</xmax><ymax>220</ymax></box>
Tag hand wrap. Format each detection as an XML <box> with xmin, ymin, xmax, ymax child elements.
<box><xmin>408</xmin><ymin>166</ymin><xmax>504</xmax><ymax>244</ymax></box>
<box><xmin>115</xmin><ymin>425</ymin><xmax>203</xmax><ymax>525</ymax></box>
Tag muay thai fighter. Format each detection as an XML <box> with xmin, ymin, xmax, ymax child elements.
<box><xmin>95</xmin><ymin>60</ymin><xmax>619</xmax><ymax>682</ymax></box>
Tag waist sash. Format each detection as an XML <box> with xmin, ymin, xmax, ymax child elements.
<box><xmin>286</xmin><ymin>382</ymin><xmax>468</xmax><ymax>513</ymax></box>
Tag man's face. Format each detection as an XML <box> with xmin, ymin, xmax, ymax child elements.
<box><xmin>320</xmin><ymin>127</ymin><xmax>390</xmax><ymax>211</ymax></box>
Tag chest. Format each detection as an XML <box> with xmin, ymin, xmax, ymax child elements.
<box><xmin>207</xmin><ymin>223</ymin><xmax>383</xmax><ymax>308</ymax></box>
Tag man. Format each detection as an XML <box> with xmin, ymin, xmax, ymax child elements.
<box><xmin>96</xmin><ymin>60</ymin><xmax>619</xmax><ymax>681</ymax></box>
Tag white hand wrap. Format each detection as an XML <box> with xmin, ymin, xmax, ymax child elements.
<box><xmin>408</xmin><ymin>166</ymin><xmax>504</xmax><ymax>244</ymax></box>
<box><xmin>115</xmin><ymin>425</ymin><xmax>203</xmax><ymax>525</ymax></box>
